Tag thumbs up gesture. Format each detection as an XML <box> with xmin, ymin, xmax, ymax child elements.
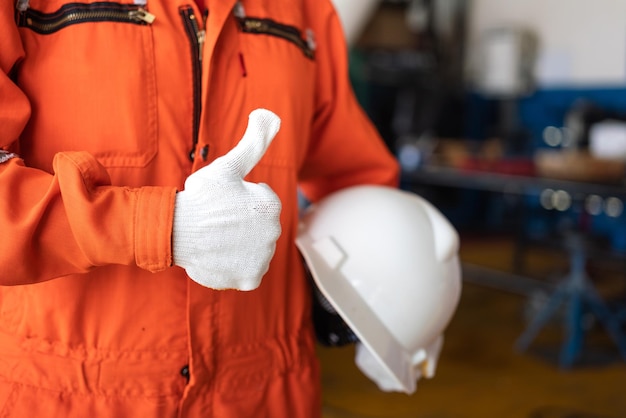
<box><xmin>172</xmin><ymin>109</ymin><xmax>282</xmax><ymax>290</ymax></box>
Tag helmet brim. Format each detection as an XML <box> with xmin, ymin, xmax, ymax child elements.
<box><xmin>296</xmin><ymin>231</ymin><xmax>417</xmax><ymax>394</ymax></box>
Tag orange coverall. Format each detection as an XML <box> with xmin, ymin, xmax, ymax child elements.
<box><xmin>0</xmin><ymin>0</ymin><xmax>399</xmax><ymax>416</ymax></box>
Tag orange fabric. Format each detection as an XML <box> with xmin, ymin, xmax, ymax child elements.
<box><xmin>0</xmin><ymin>0</ymin><xmax>399</xmax><ymax>416</ymax></box>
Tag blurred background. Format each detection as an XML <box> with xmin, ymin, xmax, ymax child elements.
<box><xmin>320</xmin><ymin>0</ymin><xmax>626</xmax><ymax>416</ymax></box>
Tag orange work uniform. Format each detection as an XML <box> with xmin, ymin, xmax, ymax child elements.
<box><xmin>0</xmin><ymin>0</ymin><xmax>399</xmax><ymax>416</ymax></box>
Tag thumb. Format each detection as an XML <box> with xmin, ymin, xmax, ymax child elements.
<box><xmin>221</xmin><ymin>109</ymin><xmax>281</xmax><ymax>179</ymax></box>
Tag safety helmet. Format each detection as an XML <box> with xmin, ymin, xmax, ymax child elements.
<box><xmin>296</xmin><ymin>185</ymin><xmax>462</xmax><ymax>394</ymax></box>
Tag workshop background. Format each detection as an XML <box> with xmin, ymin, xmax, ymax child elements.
<box><xmin>320</xmin><ymin>0</ymin><xmax>626</xmax><ymax>417</ymax></box>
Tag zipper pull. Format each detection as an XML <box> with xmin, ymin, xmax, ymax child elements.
<box><xmin>15</xmin><ymin>0</ymin><xmax>30</xmax><ymax>12</ymax></box>
<box><xmin>130</xmin><ymin>8</ymin><xmax>156</xmax><ymax>24</ymax></box>
<box><xmin>233</xmin><ymin>1</ymin><xmax>246</xmax><ymax>19</ymax></box>
<box><xmin>188</xmin><ymin>14</ymin><xmax>205</xmax><ymax>61</ymax></box>
<box><xmin>197</xmin><ymin>29</ymin><xmax>206</xmax><ymax>61</ymax></box>
<box><xmin>305</xmin><ymin>28</ymin><xmax>316</xmax><ymax>52</ymax></box>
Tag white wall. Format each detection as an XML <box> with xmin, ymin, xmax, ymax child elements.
<box><xmin>467</xmin><ymin>0</ymin><xmax>626</xmax><ymax>87</ymax></box>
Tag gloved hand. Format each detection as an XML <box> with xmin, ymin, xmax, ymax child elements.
<box><xmin>172</xmin><ymin>109</ymin><xmax>282</xmax><ymax>290</ymax></box>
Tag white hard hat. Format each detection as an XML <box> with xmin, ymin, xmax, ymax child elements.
<box><xmin>296</xmin><ymin>185</ymin><xmax>462</xmax><ymax>394</ymax></box>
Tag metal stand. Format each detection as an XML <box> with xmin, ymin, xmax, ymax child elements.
<box><xmin>515</xmin><ymin>235</ymin><xmax>626</xmax><ymax>367</ymax></box>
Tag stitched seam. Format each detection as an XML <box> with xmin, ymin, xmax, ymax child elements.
<box><xmin>0</xmin><ymin>380</ymin><xmax>182</xmax><ymax>399</ymax></box>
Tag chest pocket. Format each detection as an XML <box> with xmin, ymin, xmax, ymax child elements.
<box><xmin>233</xmin><ymin>13</ymin><xmax>316</xmax><ymax>170</ymax></box>
<box><xmin>15</xmin><ymin>1</ymin><xmax>158</xmax><ymax>170</ymax></box>
<box><xmin>237</xmin><ymin>16</ymin><xmax>315</xmax><ymax>60</ymax></box>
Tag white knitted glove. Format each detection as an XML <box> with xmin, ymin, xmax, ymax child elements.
<box><xmin>172</xmin><ymin>109</ymin><xmax>282</xmax><ymax>290</ymax></box>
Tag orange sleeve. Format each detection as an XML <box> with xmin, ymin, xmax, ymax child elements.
<box><xmin>0</xmin><ymin>3</ymin><xmax>175</xmax><ymax>286</ymax></box>
<box><xmin>0</xmin><ymin>152</ymin><xmax>176</xmax><ymax>286</ymax></box>
<box><xmin>298</xmin><ymin>2</ymin><xmax>400</xmax><ymax>202</ymax></box>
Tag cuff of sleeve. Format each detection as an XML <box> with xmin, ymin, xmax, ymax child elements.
<box><xmin>134</xmin><ymin>186</ymin><xmax>177</xmax><ymax>272</ymax></box>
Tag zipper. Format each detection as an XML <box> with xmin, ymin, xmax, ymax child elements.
<box><xmin>237</xmin><ymin>17</ymin><xmax>315</xmax><ymax>60</ymax></box>
<box><xmin>180</xmin><ymin>7</ymin><xmax>206</xmax><ymax>162</ymax></box>
<box><xmin>17</xmin><ymin>2</ymin><xmax>155</xmax><ymax>34</ymax></box>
